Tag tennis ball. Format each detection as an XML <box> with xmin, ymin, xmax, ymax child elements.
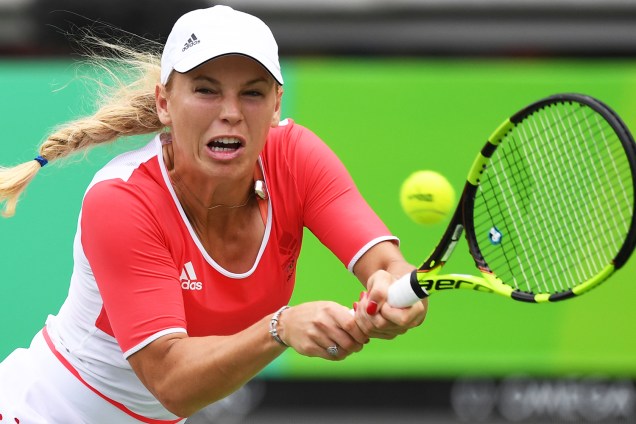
<box><xmin>400</xmin><ymin>170</ymin><xmax>455</xmax><ymax>225</ymax></box>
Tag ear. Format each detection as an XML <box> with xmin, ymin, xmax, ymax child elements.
<box><xmin>270</xmin><ymin>86</ymin><xmax>283</xmax><ymax>128</ymax></box>
<box><xmin>155</xmin><ymin>84</ymin><xmax>172</xmax><ymax>126</ymax></box>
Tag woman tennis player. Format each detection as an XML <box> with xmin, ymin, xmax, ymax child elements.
<box><xmin>0</xmin><ymin>5</ymin><xmax>427</xmax><ymax>423</ymax></box>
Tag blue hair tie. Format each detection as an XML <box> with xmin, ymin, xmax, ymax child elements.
<box><xmin>34</xmin><ymin>155</ymin><xmax>48</xmax><ymax>167</ymax></box>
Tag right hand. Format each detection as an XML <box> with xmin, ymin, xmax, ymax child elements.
<box><xmin>354</xmin><ymin>270</ymin><xmax>428</xmax><ymax>340</ymax></box>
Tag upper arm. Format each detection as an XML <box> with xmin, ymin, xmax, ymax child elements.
<box><xmin>285</xmin><ymin>125</ymin><xmax>397</xmax><ymax>269</ymax></box>
<box><xmin>81</xmin><ymin>180</ymin><xmax>187</xmax><ymax>356</ymax></box>
<box><xmin>127</xmin><ymin>332</ymin><xmax>187</xmax><ymax>396</ymax></box>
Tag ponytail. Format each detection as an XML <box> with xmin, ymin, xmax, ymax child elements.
<box><xmin>0</xmin><ymin>36</ymin><xmax>164</xmax><ymax>217</ymax></box>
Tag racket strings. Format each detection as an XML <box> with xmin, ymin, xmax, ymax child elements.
<box><xmin>556</xmin><ymin>109</ymin><xmax>628</xmax><ymax>277</ymax></box>
<box><xmin>476</xmin><ymin>122</ymin><xmax>628</xmax><ymax>291</ymax></box>
<box><xmin>475</xmin><ymin>146</ymin><xmax>528</xmax><ymax>288</ymax></box>
<box><xmin>473</xmin><ymin>101</ymin><xmax>634</xmax><ymax>294</ymax></box>
<box><xmin>525</xmin><ymin>105</ymin><xmax>628</xmax><ymax>289</ymax></box>
<box><xmin>519</xmin><ymin>107</ymin><xmax>626</xmax><ymax>290</ymax></box>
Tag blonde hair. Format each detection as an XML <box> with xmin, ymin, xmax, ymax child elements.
<box><xmin>0</xmin><ymin>34</ymin><xmax>165</xmax><ymax>217</ymax></box>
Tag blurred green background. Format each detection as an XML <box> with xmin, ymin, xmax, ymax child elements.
<box><xmin>1</xmin><ymin>58</ymin><xmax>636</xmax><ymax>380</ymax></box>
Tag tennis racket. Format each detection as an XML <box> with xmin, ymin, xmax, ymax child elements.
<box><xmin>389</xmin><ymin>93</ymin><xmax>636</xmax><ymax>306</ymax></box>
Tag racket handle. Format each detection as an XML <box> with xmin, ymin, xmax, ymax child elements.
<box><xmin>387</xmin><ymin>270</ymin><xmax>428</xmax><ymax>308</ymax></box>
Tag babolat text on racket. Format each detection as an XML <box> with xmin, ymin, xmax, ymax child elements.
<box><xmin>389</xmin><ymin>93</ymin><xmax>636</xmax><ymax>305</ymax></box>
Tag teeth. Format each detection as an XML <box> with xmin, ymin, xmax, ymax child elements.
<box><xmin>213</xmin><ymin>137</ymin><xmax>241</xmax><ymax>145</ymax></box>
<box><xmin>209</xmin><ymin>137</ymin><xmax>241</xmax><ymax>152</ymax></box>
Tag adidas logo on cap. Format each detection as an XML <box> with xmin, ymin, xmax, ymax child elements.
<box><xmin>182</xmin><ymin>33</ymin><xmax>200</xmax><ymax>52</ymax></box>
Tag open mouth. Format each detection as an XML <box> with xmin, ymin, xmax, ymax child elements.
<box><xmin>208</xmin><ymin>137</ymin><xmax>243</xmax><ymax>152</ymax></box>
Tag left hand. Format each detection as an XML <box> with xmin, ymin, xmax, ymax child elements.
<box><xmin>353</xmin><ymin>269</ymin><xmax>428</xmax><ymax>339</ymax></box>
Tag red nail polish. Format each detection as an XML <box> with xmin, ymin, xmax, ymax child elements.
<box><xmin>366</xmin><ymin>301</ymin><xmax>378</xmax><ymax>315</ymax></box>
<box><xmin>353</xmin><ymin>302</ymin><xmax>358</xmax><ymax>312</ymax></box>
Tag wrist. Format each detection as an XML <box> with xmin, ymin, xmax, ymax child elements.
<box><xmin>269</xmin><ymin>305</ymin><xmax>290</xmax><ymax>347</ymax></box>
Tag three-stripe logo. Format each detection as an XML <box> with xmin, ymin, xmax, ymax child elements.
<box><xmin>180</xmin><ymin>261</ymin><xmax>203</xmax><ymax>290</ymax></box>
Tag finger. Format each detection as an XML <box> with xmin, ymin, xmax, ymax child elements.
<box><xmin>302</xmin><ymin>332</ymin><xmax>348</xmax><ymax>360</ymax></box>
<box><xmin>356</xmin><ymin>291</ymin><xmax>379</xmax><ymax>320</ymax></box>
<box><xmin>353</xmin><ymin>292</ymin><xmax>381</xmax><ymax>335</ymax></box>
<box><xmin>318</xmin><ymin>339</ymin><xmax>356</xmax><ymax>361</ymax></box>
<box><xmin>312</xmin><ymin>309</ymin><xmax>365</xmax><ymax>359</ymax></box>
<box><xmin>354</xmin><ymin>300</ymin><xmax>394</xmax><ymax>336</ymax></box>
<box><xmin>335</xmin><ymin>307</ymin><xmax>369</xmax><ymax>345</ymax></box>
<box><xmin>380</xmin><ymin>298</ymin><xmax>428</xmax><ymax>328</ymax></box>
<box><xmin>324</xmin><ymin>343</ymin><xmax>342</xmax><ymax>360</ymax></box>
<box><xmin>365</xmin><ymin>330</ymin><xmax>401</xmax><ymax>340</ymax></box>
<box><xmin>329</xmin><ymin>324</ymin><xmax>366</xmax><ymax>355</ymax></box>
<box><xmin>355</xmin><ymin>300</ymin><xmax>420</xmax><ymax>339</ymax></box>
<box><xmin>365</xmin><ymin>272</ymin><xmax>392</xmax><ymax>315</ymax></box>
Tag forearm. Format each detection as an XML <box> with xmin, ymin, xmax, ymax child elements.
<box><xmin>384</xmin><ymin>257</ymin><xmax>416</xmax><ymax>280</ymax></box>
<box><xmin>130</xmin><ymin>314</ymin><xmax>285</xmax><ymax>417</ymax></box>
<box><xmin>354</xmin><ymin>241</ymin><xmax>415</xmax><ymax>287</ymax></box>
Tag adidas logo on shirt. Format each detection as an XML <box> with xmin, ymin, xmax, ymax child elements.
<box><xmin>182</xmin><ymin>33</ymin><xmax>200</xmax><ymax>52</ymax></box>
<box><xmin>180</xmin><ymin>261</ymin><xmax>203</xmax><ymax>290</ymax></box>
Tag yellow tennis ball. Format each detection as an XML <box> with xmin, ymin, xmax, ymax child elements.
<box><xmin>400</xmin><ymin>170</ymin><xmax>455</xmax><ymax>225</ymax></box>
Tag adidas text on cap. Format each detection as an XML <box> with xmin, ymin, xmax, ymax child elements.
<box><xmin>160</xmin><ymin>5</ymin><xmax>283</xmax><ymax>85</ymax></box>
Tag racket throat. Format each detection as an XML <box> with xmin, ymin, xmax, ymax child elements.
<box><xmin>409</xmin><ymin>270</ymin><xmax>430</xmax><ymax>298</ymax></box>
<box><xmin>420</xmin><ymin>223</ymin><xmax>465</xmax><ymax>270</ymax></box>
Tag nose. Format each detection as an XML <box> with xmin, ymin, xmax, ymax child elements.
<box><xmin>219</xmin><ymin>95</ymin><xmax>242</xmax><ymax>125</ymax></box>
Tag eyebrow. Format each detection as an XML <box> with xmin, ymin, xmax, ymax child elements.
<box><xmin>192</xmin><ymin>75</ymin><xmax>271</xmax><ymax>86</ymax></box>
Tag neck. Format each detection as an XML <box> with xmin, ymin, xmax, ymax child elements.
<box><xmin>162</xmin><ymin>141</ymin><xmax>256</xmax><ymax>211</ymax></box>
<box><xmin>170</xmin><ymin>171</ymin><xmax>254</xmax><ymax>212</ymax></box>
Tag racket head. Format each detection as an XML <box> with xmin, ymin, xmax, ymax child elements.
<box><xmin>462</xmin><ymin>93</ymin><xmax>636</xmax><ymax>302</ymax></box>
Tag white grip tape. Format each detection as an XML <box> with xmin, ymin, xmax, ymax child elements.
<box><xmin>387</xmin><ymin>273</ymin><xmax>423</xmax><ymax>308</ymax></box>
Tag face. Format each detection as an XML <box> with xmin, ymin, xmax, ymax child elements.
<box><xmin>156</xmin><ymin>55</ymin><xmax>282</xmax><ymax>184</ymax></box>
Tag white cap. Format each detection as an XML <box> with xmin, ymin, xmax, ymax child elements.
<box><xmin>160</xmin><ymin>5</ymin><xmax>283</xmax><ymax>85</ymax></box>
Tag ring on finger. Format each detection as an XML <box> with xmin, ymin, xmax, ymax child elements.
<box><xmin>326</xmin><ymin>345</ymin><xmax>339</xmax><ymax>357</ymax></box>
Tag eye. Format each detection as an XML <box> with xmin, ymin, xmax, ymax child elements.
<box><xmin>195</xmin><ymin>87</ymin><xmax>218</xmax><ymax>95</ymax></box>
<box><xmin>243</xmin><ymin>89</ymin><xmax>264</xmax><ymax>98</ymax></box>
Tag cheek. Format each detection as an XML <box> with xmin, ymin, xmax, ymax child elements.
<box><xmin>254</xmin><ymin>125</ymin><xmax>272</xmax><ymax>152</ymax></box>
<box><xmin>170</xmin><ymin>106</ymin><xmax>210</xmax><ymax>136</ymax></box>
<box><xmin>249</xmin><ymin>103</ymin><xmax>279</xmax><ymax>130</ymax></box>
<box><xmin>250</xmin><ymin>111</ymin><xmax>274</xmax><ymax>135</ymax></box>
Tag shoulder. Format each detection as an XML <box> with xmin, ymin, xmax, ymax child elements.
<box><xmin>89</xmin><ymin>137</ymin><xmax>161</xmax><ymax>187</ymax></box>
<box><xmin>267</xmin><ymin>118</ymin><xmax>321</xmax><ymax>143</ymax></box>
<box><xmin>82</xmin><ymin>138</ymin><xmax>170</xmax><ymax>224</ymax></box>
<box><xmin>264</xmin><ymin>118</ymin><xmax>334</xmax><ymax>160</ymax></box>
<box><xmin>80</xmin><ymin>164</ymin><xmax>176</xmax><ymax>256</ymax></box>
